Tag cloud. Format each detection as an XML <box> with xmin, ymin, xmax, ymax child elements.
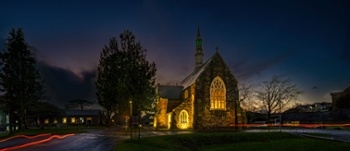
<box><xmin>37</xmin><ymin>61</ymin><xmax>97</xmax><ymax>108</ymax></box>
<box><xmin>232</xmin><ymin>53</ymin><xmax>290</xmax><ymax>81</ymax></box>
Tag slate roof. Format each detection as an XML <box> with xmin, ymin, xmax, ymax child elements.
<box><xmin>65</xmin><ymin>110</ymin><xmax>101</xmax><ymax>116</ymax></box>
<box><xmin>180</xmin><ymin>57</ymin><xmax>213</xmax><ymax>89</ymax></box>
<box><xmin>158</xmin><ymin>85</ymin><xmax>183</xmax><ymax>100</ymax></box>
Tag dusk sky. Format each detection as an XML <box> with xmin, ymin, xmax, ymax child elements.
<box><xmin>1</xmin><ymin>0</ymin><xmax>350</xmax><ymax>107</ymax></box>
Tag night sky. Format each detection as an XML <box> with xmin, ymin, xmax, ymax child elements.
<box><xmin>1</xmin><ymin>0</ymin><xmax>350</xmax><ymax>107</ymax></box>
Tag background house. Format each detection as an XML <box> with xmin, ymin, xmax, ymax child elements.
<box><xmin>63</xmin><ymin>110</ymin><xmax>101</xmax><ymax>126</ymax></box>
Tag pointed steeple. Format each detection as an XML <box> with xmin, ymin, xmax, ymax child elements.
<box><xmin>194</xmin><ymin>26</ymin><xmax>203</xmax><ymax>72</ymax></box>
<box><xmin>197</xmin><ymin>26</ymin><xmax>201</xmax><ymax>38</ymax></box>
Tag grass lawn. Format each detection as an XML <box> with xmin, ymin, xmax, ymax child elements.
<box><xmin>114</xmin><ymin>132</ymin><xmax>350</xmax><ymax>151</ymax></box>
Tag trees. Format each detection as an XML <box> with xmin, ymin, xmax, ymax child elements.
<box><xmin>255</xmin><ymin>75</ymin><xmax>302</xmax><ymax>123</ymax></box>
<box><xmin>27</xmin><ymin>102</ymin><xmax>63</xmax><ymax>129</ymax></box>
<box><xmin>65</xmin><ymin>99</ymin><xmax>93</xmax><ymax>110</ymax></box>
<box><xmin>0</xmin><ymin>28</ymin><xmax>44</xmax><ymax>131</ymax></box>
<box><xmin>96</xmin><ymin>30</ymin><xmax>156</xmax><ymax>125</ymax></box>
<box><xmin>239</xmin><ymin>82</ymin><xmax>257</xmax><ymax>111</ymax></box>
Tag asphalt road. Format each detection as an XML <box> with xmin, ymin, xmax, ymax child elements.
<box><xmin>15</xmin><ymin>127</ymin><xmax>129</xmax><ymax>151</ymax></box>
<box><xmin>13</xmin><ymin>127</ymin><xmax>192</xmax><ymax>151</ymax></box>
<box><xmin>12</xmin><ymin>127</ymin><xmax>350</xmax><ymax>151</ymax></box>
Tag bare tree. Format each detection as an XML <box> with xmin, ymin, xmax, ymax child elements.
<box><xmin>239</xmin><ymin>82</ymin><xmax>258</xmax><ymax>112</ymax></box>
<box><xmin>255</xmin><ymin>75</ymin><xmax>302</xmax><ymax>123</ymax></box>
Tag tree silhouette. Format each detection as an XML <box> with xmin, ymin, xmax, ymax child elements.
<box><xmin>65</xmin><ymin>99</ymin><xmax>93</xmax><ymax>110</ymax></box>
<box><xmin>255</xmin><ymin>75</ymin><xmax>301</xmax><ymax>123</ymax></box>
<box><xmin>96</xmin><ymin>30</ymin><xmax>156</xmax><ymax>125</ymax></box>
<box><xmin>0</xmin><ymin>28</ymin><xmax>44</xmax><ymax>131</ymax></box>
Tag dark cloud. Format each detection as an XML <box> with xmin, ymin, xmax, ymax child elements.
<box><xmin>232</xmin><ymin>53</ymin><xmax>290</xmax><ymax>81</ymax></box>
<box><xmin>37</xmin><ymin>61</ymin><xmax>97</xmax><ymax>108</ymax></box>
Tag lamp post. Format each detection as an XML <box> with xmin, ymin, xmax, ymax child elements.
<box><xmin>130</xmin><ymin>100</ymin><xmax>132</xmax><ymax>140</ymax></box>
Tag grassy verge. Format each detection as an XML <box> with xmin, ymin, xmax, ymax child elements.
<box><xmin>114</xmin><ymin>132</ymin><xmax>350</xmax><ymax>151</ymax></box>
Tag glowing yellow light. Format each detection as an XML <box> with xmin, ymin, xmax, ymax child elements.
<box><xmin>44</xmin><ymin>119</ymin><xmax>49</xmax><ymax>124</ymax></box>
<box><xmin>154</xmin><ymin>117</ymin><xmax>157</xmax><ymax>128</ymax></box>
<box><xmin>71</xmin><ymin>117</ymin><xmax>76</xmax><ymax>123</ymax></box>
<box><xmin>54</xmin><ymin>119</ymin><xmax>58</xmax><ymax>124</ymax></box>
<box><xmin>62</xmin><ymin>117</ymin><xmax>67</xmax><ymax>124</ymax></box>
<box><xmin>168</xmin><ymin>114</ymin><xmax>171</xmax><ymax>129</ymax></box>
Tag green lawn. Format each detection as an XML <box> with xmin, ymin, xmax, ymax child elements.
<box><xmin>114</xmin><ymin>132</ymin><xmax>350</xmax><ymax>151</ymax></box>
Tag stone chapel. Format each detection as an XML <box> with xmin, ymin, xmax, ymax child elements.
<box><xmin>154</xmin><ymin>27</ymin><xmax>246</xmax><ymax>130</ymax></box>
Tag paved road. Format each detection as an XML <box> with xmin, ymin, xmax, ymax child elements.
<box><xmin>10</xmin><ymin>127</ymin><xmax>350</xmax><ymax>151</ymax></box>
<box><xmin>15</xmin><ymin>127</ymin><xmax>128</xmax><ymax>151</ymax></box>
<box><xmin>13</xmin><ymin>127</ymin><xmax>192</xmax><ymax>151</ymax></box>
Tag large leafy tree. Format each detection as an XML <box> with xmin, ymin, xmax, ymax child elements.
<box><xmin>0</xmin><ymin>28</ymin><xmax>44</xmax><ymax>131</ymax></box>
<box><xmin>96</xmin><ymin>30</ymin><xmax>156</xmax><ymax>125</ymax></box>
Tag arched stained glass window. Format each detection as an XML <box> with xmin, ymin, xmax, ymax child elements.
<box><xmin>179</xmin><ymin>110</ymin><xmax>188</xmax><ymax>123</ymax></box>
<box><xmin>210</xmin><ymin>76</ymin><xmax>226</xmax><ymax>110</ymax></box>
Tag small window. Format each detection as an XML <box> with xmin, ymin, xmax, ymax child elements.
<box><xmin>179</xmin><ymin>110</ymin><xmax>188</xmax><ymax>123</ymax></box>
<box><xmin>184</xmin><ymin>90</ymin><xmax>189</xmax><ymax>99</ymax></box>
<box><xmin>71</xmin><ymin>117</ymin><xmax>76</xmax><ymax>123</ymax></box>
<box><xmin>62</xmin><ymin>117</ymin><xmax>67</xmax><ymax>124</ymax></box>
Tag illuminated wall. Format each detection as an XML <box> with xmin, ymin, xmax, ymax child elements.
<box><xmin>155</xmin><ymin>98</ymin><xmax>168</xmax><ymax>128</ymax></box>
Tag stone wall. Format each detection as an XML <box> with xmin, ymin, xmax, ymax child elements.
<box><xmin>194</xmin><ymin>53</ymin><xmax>242</xmax><ymax>129</ymax></box>
<box><xmin>172</xmin><ymin>86</ymin><xmax>194</xmax><ymax>129</ymax></box>
<box><xmin>156</xmin><ymin>98</ymin><xmax>168</xmax><ymax>128</ymax></box>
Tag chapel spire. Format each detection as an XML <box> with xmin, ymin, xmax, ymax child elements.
<box><xmin>194</xmin><ymin>26</ymin><xmax>203</xmax><ymax>72</ymax></box>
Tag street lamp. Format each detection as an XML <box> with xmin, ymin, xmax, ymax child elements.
<box><xmin>130</xmin><ymin>100</ymin><xmax>132</xmax><ymax>140</ymax></box>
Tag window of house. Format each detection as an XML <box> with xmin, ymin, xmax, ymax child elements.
<box><xmin>44</xmin><ymin>118</ymin><xmax>49</xmax><ymax>124</ymax></box>
<box><xmin>179</xmin><ymin>110</ymin><xmax>188</xmax><ymax>123</ymax></box>
<box><xmin>71</xmin><ymin>117</ymin><xmax>76</xmax><ymax>123</ymax></box>
<box><xmin>210</xmin><ymin>76</ymin><xmax>226</xmax><ymax>110</ymax></box>
<box><xmin>62</xmin><ymin>117</ymin><xmax>67</xmax><ymax>124</ymax></box>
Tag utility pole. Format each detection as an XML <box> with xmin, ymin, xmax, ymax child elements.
<box><xmin>130</xmin><ymin>100</ymin><xmax>132</xmax><ymax>139</ymax></box>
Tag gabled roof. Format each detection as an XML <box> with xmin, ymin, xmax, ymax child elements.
<box><xmin>158</xmin><ymin>85</ymin><xmax>183</xmax><ymax>100</ymax></box>
<box><xmin>65</xmin><ymin>110</ymin><xmax>100</xmax><ymax>116</ymax></box>
<box><xmin>180</xmin><ymin>57</ymin><xmax>212</xmax><ymax>89</ymax></box>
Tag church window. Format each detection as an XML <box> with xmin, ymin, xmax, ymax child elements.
<box><xmin>184</xmin><ymin>90</ymin><xmax>188</xmax><ymax>99</ymax></box>
<box><xmin>210</xmin><ymin>76</ymin><xmax>226</xmax><ymax>110</ymax></box>
<box><xmin>179</xmin><ymin>110</ymin><xmax>188</xmax><ymax>123</ymax></box>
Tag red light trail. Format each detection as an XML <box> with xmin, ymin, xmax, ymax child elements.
<box><xmin>0</xmin><ymin>133</ymin><xmax>75</xmax><ymax>151</ymax></box>
<box><xmin>0</xmin><ymin>133</ymin><xmax>51</xmax><ymax>143</ymax></box>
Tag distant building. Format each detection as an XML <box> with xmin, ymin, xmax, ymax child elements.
<box><xmin>282</xmin><ymin>112</ymin><xmax>332</xmax><ymax>125</ymax></box>
<box><xmin>61</xmin><ymin>110</ymin><xmax>102</xmax><ymax>126</ymax></box>
<box><xmin>154</xmin><ymin>27</ymin><xmax>246</xmax><ymax>130</ymax></box>
<box><xmin>285</xmin><ymin>102</ymin><xmax>331</xmax><ymax>113</ymax></box>
<box><xmin>331</xmin><ymin>86</ymin><xmax>350</xmax><ymax>121</ymax></box>
<box><xmin>43</xmin><ymin>110</ymin><xmax>102</xmax><ymax>126</ymax></box>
